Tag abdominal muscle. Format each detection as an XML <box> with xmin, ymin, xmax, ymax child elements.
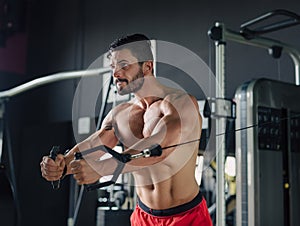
<box><xmin>132</xmin><ymin>149</ymin><xmax>200</xmax><ymax>210</ymax></box>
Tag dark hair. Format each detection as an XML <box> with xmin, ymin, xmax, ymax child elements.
<box><xmin>107</xmin><ymin>33</ymin><xmax>154</xmax><ymax>62</ymax></box>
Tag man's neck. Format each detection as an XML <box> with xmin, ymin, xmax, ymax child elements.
<box><xmin>134</xmin><ymin>75</ymin><xmax>166</xmax><ymax>108</ymax></box>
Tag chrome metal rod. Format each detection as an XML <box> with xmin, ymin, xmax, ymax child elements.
<box><xmin>220</xmin><ymin>24</ymin><xmax>300</xmax><ymax>85</ymax></box>
<box><xmin>215</xmin><ymin>30</ymin><xmax>226</xmax><ymax>226</ymax></box>
<box><xmin>0</xmin><ymin>67</ymin><xmax>111</xmax><ymax>99</ymax></box>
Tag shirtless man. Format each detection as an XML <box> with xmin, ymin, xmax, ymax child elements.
<box><xmin>40</xmin><ymin>34</ymin><xmax>213</xmax><ymax>225</ymax></box>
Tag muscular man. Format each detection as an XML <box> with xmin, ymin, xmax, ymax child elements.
<box><xmin>40</xmin><ymin>34</ymin><xmax>213</xmax><ymax>225</ymax></box>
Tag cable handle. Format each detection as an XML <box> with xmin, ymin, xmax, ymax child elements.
<box><xmin>142</xmin><ymin>144</ymin><xmax>163</xmax><ymax>157</ymax></box>
<box><xmin>49</xmin><ymin>146</ymin><xmax>60</xmax><ymax>160</ymax></box>
<box><xmin>77</xmin><ymin>145</ymin><xmax>162</xmax><ymax>192</ymax></box>
<box><xmin>49</xmin><ymin>146</ymin><xmax>61</xmax><ymax>190</ymax></box>
<box><xmin>129</xmin><ymin>144</ymin><xmax>163</xmax><ymax>159</ymax></box>
<box><xmin>74</xmin><ymin>152</ymin><xmax>83</xmax><ymax>160</ymax></box>
<box><xmin>74</xmin><ymin>151</ymin><xmax>120</xmax><ymax>191</ymax></box>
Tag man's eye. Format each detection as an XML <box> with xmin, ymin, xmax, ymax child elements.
<box><xmin>111</xmin><ymin>62</ymin><xmax>130</xmax><ymax>72</ymax></box>
<box><xmin>120</xmin><ymin>63</ymin><xmax>129</xmax><ymax>69</ymax></box>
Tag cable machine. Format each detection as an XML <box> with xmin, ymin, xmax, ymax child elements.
<box><xmin>208</xmin><ymin>9</ymin><xmax>300</xmax><ymax>226</ymax></box>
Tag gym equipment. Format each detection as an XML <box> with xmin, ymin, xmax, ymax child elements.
<box><xmin>235</xmin><ymin>78</ymin><xmax>300</xmax><ymax>226</ymax></box>
<box><xmin>208</xmin><ymin>9</ymin><xmax>300</xmax><ymax>226</ymax></box>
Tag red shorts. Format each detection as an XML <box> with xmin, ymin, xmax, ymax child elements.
<box><xmin>130</xmin><ymin>192</ymin><xmax>213</xmax><ymax>226</ymax></box>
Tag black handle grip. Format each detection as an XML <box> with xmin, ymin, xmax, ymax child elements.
<box><xmin>150</xmin><ymin>144</ymin><xmax>163</xmax><ymax>156</ymax></box>
<box><xmin>145</xmin><ymin>144</ymin><xmax>163</xmax><ymax>157</ymax></box>
<box><xmin>240</xmin><ymin>9</ymin><xmax>300</xmax><ymax>39</ymax></box>
<box><xmin>74</xmin><ymin>152</ymin><xmax>83</xmax><ymax>160</ymax></box>
<box><xmin>49</xmin><ymin>146</ymin><xmax>61</xmax><ymax>190</ymax></box>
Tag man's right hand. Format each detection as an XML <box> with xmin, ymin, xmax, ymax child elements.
<box><xmin>40</xmin><ymin>154</ymin><xmax>66</xmax><ymax>181</ymax></box>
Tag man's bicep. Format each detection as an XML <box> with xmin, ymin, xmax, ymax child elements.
<box><xmin>87</xmin><ymin>111</ymin><xmax>119</xmax><ymax>148</ymax></box>
<box><xmin>90</xmin><ymin>127</ymin><xmax>118</xmax><ymax>147</ymax></box>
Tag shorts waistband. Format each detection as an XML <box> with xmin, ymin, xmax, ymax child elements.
<box><xmin>137</xmin><ymin>190</ymin><xmax>203</xmax><ymax>217</ymax></box>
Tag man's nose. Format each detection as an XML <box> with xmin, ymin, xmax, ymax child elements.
<box><xmin>113</xmin><ymin>67</ymin><xmax>123</xmax><ymax>78</ymax></box>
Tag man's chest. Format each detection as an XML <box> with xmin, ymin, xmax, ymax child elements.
<box><xmin>113</xmin><ymin>102</ymin><xmax>163</xmax><ymax>146</ymax></box>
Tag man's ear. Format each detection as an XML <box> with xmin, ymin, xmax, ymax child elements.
<box><xmin>142</xmin><ymin>61</ymin><xmax>153</xmax><ymax>74</ymax></box>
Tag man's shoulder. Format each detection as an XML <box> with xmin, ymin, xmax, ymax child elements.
<box><xmin>164</xmin><ymin>89</ymin><xmax>196</xmax><ymax>103</ymax></box>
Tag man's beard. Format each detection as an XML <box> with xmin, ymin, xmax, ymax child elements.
<box><xmin>115</xmin><ymin>69</ymin><xmax>144</xmax><ymax>95</ymax></box>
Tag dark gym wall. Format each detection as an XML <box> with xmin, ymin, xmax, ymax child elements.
<box><xmin>0</xmin><ymin>0</ymin><xmax>299</xmax><ymax>226</ymax></box>
<box><xmin>25</xmin><ymin>0</ymin><xmax>300</xmax><ymax>101</ymax></box>
<box><xmin>82</xmin><ymin>0</ymin><xmax>300</xmax><ymax>98</ymax></box>
<box><xmin>2</xmin><ymin>0</ymin><xmax>300</xmax><ymax>119</ymax></box>
<box><xmin>22</xmin><ymin>0</ymin><xmax>300</xmax><ymax>105</ymax></box>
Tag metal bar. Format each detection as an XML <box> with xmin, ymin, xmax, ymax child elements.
<box><xmin>215</xmin><ymin>23</ymin><xmax>226</xmax><ymax>226</ymax></box>
<box><xmin>240</xmin><ymin>9</ymin><xmax>300</xmax><ymax>37</ymax></box>
<box><xmin>5</xmin><ymin>111</ymin><xmax>22</xmax><ymax>226</ymax></box>
<box><xmin>224</xmin><ymin>28</ymin><xmax>300</xmax><ymax>85</ymax></box>
<box><xmin>0</xmin><ymin>67</ymin><xmax>111</xmax><ymax>99</ymax></box>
